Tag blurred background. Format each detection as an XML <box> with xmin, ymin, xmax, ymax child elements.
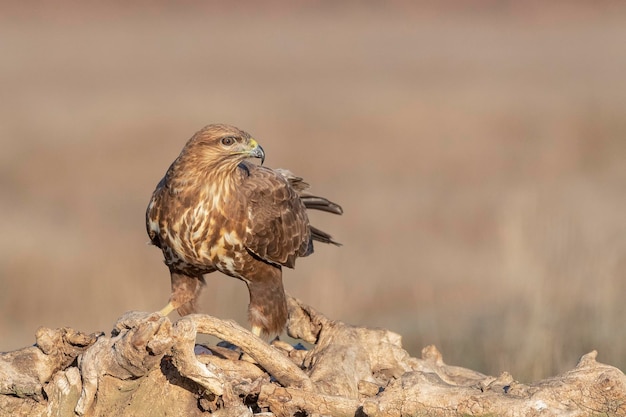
<box><xmin>1</xmin><ymin>1</ymin><xmax>625</xmax><ymax>382</ymax></box>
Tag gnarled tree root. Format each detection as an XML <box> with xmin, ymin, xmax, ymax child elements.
<box><xmin>0</xmin><ymin>296</ymin><xmax>624</xmax><ymax>416</ymax></box>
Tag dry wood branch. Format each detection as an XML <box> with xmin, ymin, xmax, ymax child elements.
<box><xmin>179</xmin><ymin>314</ymin><xmax>313</xmax><ymax>391</ymax></box>
<box><xmin>0</xmin><ymin>327</ymin><xmax>97</xmax><ymax>399</ymax></box>
<box><xmin>169</xmin><ymin>315</ymin><xmax>227</xmax><ymax>399</ymax></box>
<box><xmin>259</xmin><ymin>384</ymin><xmax>361</xmax><ymax>417</ymax></box>
<box><xmin>1</xmin><ymin>297</ymin><xmax>625</xmax><ymax>417</ymax></box>
<box><xmin>75</xmin><ymin>311</ymin><xmax>175</xmax><ymax>415</ymax></box>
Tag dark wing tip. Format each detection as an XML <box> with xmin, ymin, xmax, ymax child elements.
<box><xmin>300</xmin><ymin>195</ymin><xmax>343</xmax><ymax>215</ymax></box>
<box><xmin>309</xmin><ymin>226</ymin><xmax>342</xmax><ymax>247</ymax></box>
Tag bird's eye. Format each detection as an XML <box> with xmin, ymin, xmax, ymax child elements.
<box><xmin>221</xmin><ymin>137</ymin><xmax>235</xmax><ymax>146</ymax></box>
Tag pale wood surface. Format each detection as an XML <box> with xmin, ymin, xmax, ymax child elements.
<box><xmin>1</xmin><ymin>296</ymin><xmax>624</xmax><ymax>416</ymax></box>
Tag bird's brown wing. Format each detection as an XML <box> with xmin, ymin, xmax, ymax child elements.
<box><xmin>242</xmin><ymin>165</ymin><xmax>311</xmax><ymax>269</ymax></box>
<box><xmin>275</xmin><ymin>168</ymin><xmax>343</xmax><ymax>245</ymax></box>
<box><xmin>146</xmin><ymin>177</ymin><xmax>167</xmax><ymax>249</ymax></box>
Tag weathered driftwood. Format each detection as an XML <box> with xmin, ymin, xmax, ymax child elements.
<box><xmin>1</xmin><ymin>296</ymin><xmax>624</xmax><ymax>417</ymax></box>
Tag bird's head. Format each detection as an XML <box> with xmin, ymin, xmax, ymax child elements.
<box><xmin>181</xmin><ymin>124</ymin><xmax>265</xmax><ymax>170</ymax></box>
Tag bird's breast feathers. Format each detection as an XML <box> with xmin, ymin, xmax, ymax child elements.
<box><xmin>149</xmin><ymin>163</ymin><xmax>309</xmax><ymax>275</ymax></box>
<box><xmin>148</xmin><ymin>177</ymin><xmax>243</xmax><ymax>273</ymax></box>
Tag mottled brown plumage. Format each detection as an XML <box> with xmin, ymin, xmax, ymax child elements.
<box><xmin>146</xmin><ymin>124</ymin><xmax>341</xmax><ymax>337</ymax></box>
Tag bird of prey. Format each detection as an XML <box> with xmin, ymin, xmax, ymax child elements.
<box><xmin>146</xmin><ymin>124</ymin><xmax>342</xmax><ymax>337</ymax></box>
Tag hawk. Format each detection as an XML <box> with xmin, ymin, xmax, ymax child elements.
<box><xmin>146</xmin><ymin>124</ymin><xmax>342</xmax><ymax>337</ymax></box>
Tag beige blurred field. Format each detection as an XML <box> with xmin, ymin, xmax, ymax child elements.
<box><xmin>1</xmin><ymin>2</ymin><xmax>625</xmax><ymax>382</ymax></box>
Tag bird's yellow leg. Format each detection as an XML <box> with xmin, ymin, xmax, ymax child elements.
<box><xmin>251</xmin><ymin>325</ymin><xmax>262</xmax><ymax>338</ymax></box>
<box><xmin>158</xmin><ymin>302</ymin><xmax>175</xmax><ymax>316</ymax></box>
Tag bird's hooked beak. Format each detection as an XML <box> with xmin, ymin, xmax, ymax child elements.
<box><xmin>248</xmin><ymin>138</ymin><xmax>265</xmax><ymax>165</ymax></box>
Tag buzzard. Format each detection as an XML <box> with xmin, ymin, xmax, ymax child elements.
<box><xmin>146</xmin><ymin>124</ymin><xmax>342</xmax><ymax>337</ymax></box>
